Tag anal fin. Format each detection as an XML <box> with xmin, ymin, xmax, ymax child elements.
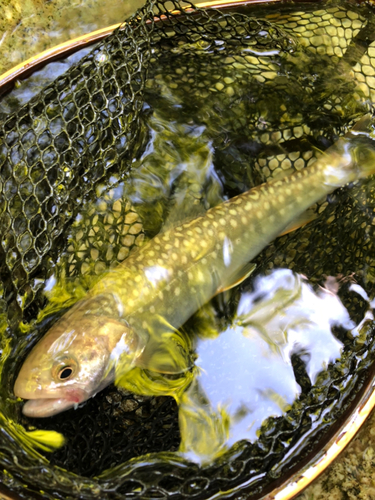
<box><xmin>278</xmin><ymin>208</ymin><xmax>317</xmax><ymax>237</ymax></box>
<box><xmin>216</xmin><ymin>262</ymin><xmax>257</xmax><ymax>294</ymax></box>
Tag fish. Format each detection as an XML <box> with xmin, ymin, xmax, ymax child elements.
<box><xmin>14</xmin><ymin>114</ymin><xmax>375</xmax><ymax>418</ymax></box>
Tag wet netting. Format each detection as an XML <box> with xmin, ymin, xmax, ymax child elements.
<box><xmin>1</xmin><ymin>0</ymin><xmax>375</xmax><ymax>498</ymax></box>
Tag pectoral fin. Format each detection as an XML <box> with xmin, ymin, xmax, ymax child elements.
<box><xmin>135</xmin><ymin>315</ymin><xmax>194</xmax><ymax>374</ymax></box>
<box><xmin>278</xmin><ymin>208</ymin><xmax>317</xmax><ymax>237</ymax></box>
<box><xmin>216</xmin><ymin>262</ymin><xmax>257</xmax><ymax>294</ymax></box>
<box><xmin>137</xmin><ymin>337</ymin><xmax>192</xmax><ymax>375</ymax></box>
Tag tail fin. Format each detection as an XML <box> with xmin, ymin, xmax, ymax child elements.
<box><xmin>322</xmin><ymin>114</ymin><xmax>375</xmax><ymax>187</ymax></box>
<box><xmin>347</xmin><ymin>113</ymin><xmax>375</xmax><ymax>179</ymax></box>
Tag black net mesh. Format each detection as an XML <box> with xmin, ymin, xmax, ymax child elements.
<box><xmin>1</xmin><ymin>0</ymin><xmax>375</xmax><ymax>498</ymax></box>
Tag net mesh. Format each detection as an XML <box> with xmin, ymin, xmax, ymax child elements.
<box><xmin>1</xmin><ymin>0</ymin><xmax>375</xmax><ymax>498</ymax></box>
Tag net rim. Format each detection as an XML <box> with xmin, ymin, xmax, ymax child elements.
<box><xmin>0</xmin><ymin>0</ymin><xmax>298</xmax><ymax>95</ymax></box>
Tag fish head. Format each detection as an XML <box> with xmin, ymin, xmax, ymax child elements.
<box><xmin>14</xmin><ymin>311</ymin><xmax>139</xmax><ymax>418</ymax></box>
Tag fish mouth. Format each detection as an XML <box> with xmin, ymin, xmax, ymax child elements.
<box><xmin>21</xmin><ymin>397</ymin><xmax>80</xmax><ymax>418</ymax></box>
<box><xmin>17</xmin><ymin>386</ymin><xmax>89</xmax><ymax>418</ymax></box>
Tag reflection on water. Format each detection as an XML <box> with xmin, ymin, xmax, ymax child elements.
<box><xmin>179</xmin><ymin>269</ymin><xmax>368</xmax><ymax>463</ymax></box>
<box><xmin>0</xmin><ymin>46</ymin><xmax>94</xmax><ymax>115</ymax></box>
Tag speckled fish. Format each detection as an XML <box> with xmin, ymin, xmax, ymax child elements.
<box><xmin>14</xmin><ymin>115</ymin><xmax>375</xmax><ymax>417</ymax></box>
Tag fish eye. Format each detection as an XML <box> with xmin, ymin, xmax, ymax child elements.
<box><xmin>58</xmin><ymin>366</ymin><xmax>73</xmax><ymax>380</ymax></box>
<box><xmin>53</xmin><ymin>357</ymin><xmax>77</xmax><ymax>382</ymax></box>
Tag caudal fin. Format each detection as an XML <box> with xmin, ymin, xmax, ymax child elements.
<box><xmin>348</xmin><ymin>114</ymin><xmax>375</xmax><ymax>179</ymax></box>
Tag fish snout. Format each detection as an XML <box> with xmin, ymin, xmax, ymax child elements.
<box><xmin>21</xmin><ymin>397</ymin><xmax>80</xmax><ymax>418</ymax></box>
<box><xmin>15</xmin><ymin>383</ymin><xmax>90</xmax><ymax>418</ymax></box>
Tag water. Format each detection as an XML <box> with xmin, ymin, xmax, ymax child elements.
<box><xmin>1</xmin><ymin>0</ymin><xmax>375</xmax><ymax>497</ymax></box>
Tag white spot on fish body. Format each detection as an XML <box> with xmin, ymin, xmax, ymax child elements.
<box><xmin>150</xmin><ymin>306</ymin><xmax>155</xmax><ymax>313</ymax></box>
<box><xmin>220</xmin><ymin>218</ymin><xmax>226</xmax><ymax>226</ymax></box>
<box><xmin>175</xmin><ymin>287</ymin><xmax>181</xmax><ymax>296</ymax></box>
<box><xmin>172</xmin><ymin>253</ymin><xmax>178</xmax><ymax>261</ymax></box>
<box><xmin>245</xmin><ymin>202</ymin><xmax>252</xmax><ymax>211</ymax></box>
<box><xmin>256</xmin><ymin>211</ymin><xmax>263</xmax><ymax>219</ymax></box>
<box><xmin>201</xmin><ymin>240</ymin><xmax>208</xmax><ymax>248</ymax></box>
<box><xmin>230</xmin><ymin>219</ymin><xmax>237</xmax><ymax>228</ymax></box>
<box><xmin>241</xmin><ymin>216</ymin><xmax>247</xmax><ymax>224</ymax></box>
<box><xmin>182</xmin><ymin>255</ymin><xmax>188</xmax><ymax>265</ymax></box>
<box><xmin>208</xmin><ymin>229</ymin><xmax>214</xmax><ymax>236</ymax></box>
<box><xmin>223</xmin><ymin>236</ymin><xmax>233</xmax><ymax>267</ymax></box>
<box><xmin>145</xmin><ymin>266</ymin><xmax>170</xmax><ymax>286</ymax></box>
<box><xmin>229</xmin><ymin>209</ymin><xmax>237</xmax><ymax>216</ymax></box>
<box><xmin>197</xmin><ymin>270</ymin><xmax>205</xmax><ymax>282</ymax></box>
<box><xmin>203</xmin><ymin>221</ymin><xmax>210</xmax><ymax>228</ymax></box>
